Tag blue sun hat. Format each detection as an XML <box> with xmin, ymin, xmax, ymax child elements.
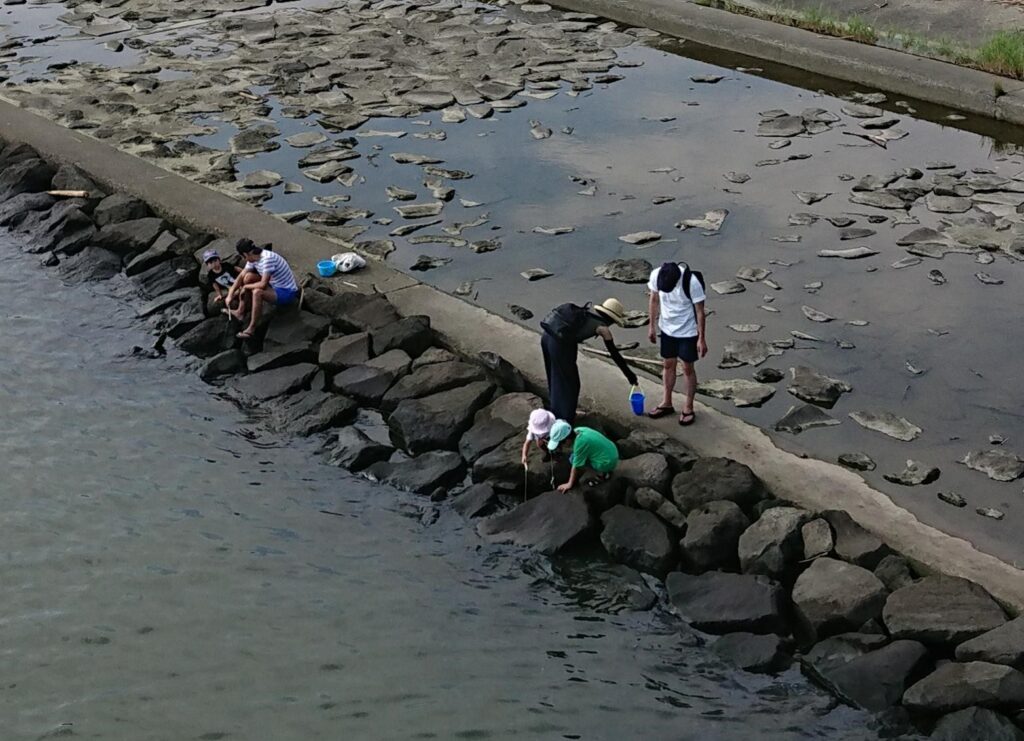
<box><xmin>547</xmin><ymin>420</ymin><xmax>572</xmax><ymax>451</ymax></box>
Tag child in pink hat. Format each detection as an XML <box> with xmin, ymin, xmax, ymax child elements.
<box><xmin>521</xmin><ymin>408</ymin><xmax>556</xmax><ymax>465</ymax></box>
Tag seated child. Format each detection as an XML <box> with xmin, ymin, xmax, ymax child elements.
<box><xmin>547</xmin><ymin>420</ymin><xmax>619</xmax><ymax>493</ymax></box>
<box><xmin>203</xmin><ymin>248</ymin><xmax>242</xmax><ymax>314</ymax></box>
<box><xmin>521</xmin><ymin>409</ymin><xmax>556</xmax><ymax>465</ymax></box>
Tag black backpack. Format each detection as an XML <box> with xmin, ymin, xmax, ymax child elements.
<box><xmin>540</xmin><ymin>302</ymin><xmax>591</xmax><ymax>341</ymax></box>
<box><xmin>660</xmin><ymin>262</ymin><xmax>705</xmax><ymax>304</ymax></box>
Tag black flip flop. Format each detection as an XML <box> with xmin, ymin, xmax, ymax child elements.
<box><xmin>679</xmin><ymin>411</ymin><xmax>696</xmax><ymax>426</ymax></box>
<box><xmin>647</xmin><ymin>405</ymin><xmax>675</xmax><ymax>419</ymax></box>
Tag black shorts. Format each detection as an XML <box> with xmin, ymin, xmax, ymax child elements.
<box><xmin>660</xmin><ymin>334</ymin><xmax>698</xmax><ymax>362</ymax></box>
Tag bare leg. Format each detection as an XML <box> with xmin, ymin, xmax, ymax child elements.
<box><xmin>681</xmin><ymin>361</ymin><xmax>697</xmax><ymax>415</ymax></box>
<box><xmin>231</xmin><ymin>272</ymin><xmax>259</xmax><ymax>321</ymax></box>
<box><xmin>661</xmin><ymin>357</ymin><xmax>678</xmax><ymax>408</ymax></box>
<box><xmin>241</xmin><ymin>287</ymin><xmax>278</xmax><ymax>337</ymax></box>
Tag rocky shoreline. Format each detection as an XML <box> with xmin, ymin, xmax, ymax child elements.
<box><xmin>5</xmin><ymin>139</ymin><xmax>1024</xmax><ymax>740</ymax></box>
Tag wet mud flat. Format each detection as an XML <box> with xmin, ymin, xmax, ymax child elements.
<box><xmin>2</xmin><ymin>1</ymin><xmax>1024</xmax><ymax>563</ymax></box>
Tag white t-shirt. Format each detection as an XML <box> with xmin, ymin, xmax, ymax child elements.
<box><xmin>247</xmin><ymin>249</ymin><xmax>298</xmax><ymax>292</ymax></box>
<box><xmin>648</xmin><ymin>266</ymin><xmax>706</xmax><ymax>338</ymax></box>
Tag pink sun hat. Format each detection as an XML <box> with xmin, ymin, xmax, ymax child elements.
<box><xmin>527</xmin><ymin>409</ymin><xmax>556</xmax><ymax>438</ymax></box>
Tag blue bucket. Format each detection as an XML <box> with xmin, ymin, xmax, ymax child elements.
<box><xmin>629</xmin><ymin>385</ymin><xmax>645</xmax><ymax>416</ymax></box>
<box><xmin>317</xmin><ymin>260</ymin><xmax>337</xmax><ymax>277</ymax></box>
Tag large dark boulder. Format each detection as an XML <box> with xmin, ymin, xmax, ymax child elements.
<box><xmin>318</xmin><ymin>332</ymin><xmax>371</xmax><ymax>372</ymax></box>
<box><xmin>614</xmin><ymin>453</ymin><xmax>671</xmax><ymax>495</ymax></box>
<box><xmin>883</xmin><ymin>576</ymin><xmax>1007</xmax><ymax>645</ymax></box>
<box><xmin>124</xmin><ymin>231</ymin><xmax>179</xmax><ymax>276</ymax></box>
<box><xmin>671</xmin><ymin>457</ymin><xmax>763</xmax><ymax>514</ymax></box>
<box><xmin>365</xmin><ymin>451</ymin><xmax>466</xmax><ymax>494</ymax></box>
<box><xmin>599</xmin><ymin>505</ymin><xmax>676</xmax><ymax>576</ymax></box>
<box><xmin>679</xmin><ymin>499</ymin><xmax>749</xmax><ymax>573</ymax></box>
<box><xmin>373</xmin><ymin>315</ymin><xmax>432</xmax><ymax>358</ymax></box>
<box><xmin>18</xmin><ymin>199</ymin><xmax>96</xmax><ymax>255</ymax></box>
<box><xmin>330</xmin><ymin>364</ymin><xmax>398</xmax><ymax>406</ymax></box>
<box><xmin>229</xmin><ymin>363</ymin><xmax>319</xmax><ymax>401</ymax></box>
<box><xmin>616</xmin><ymin>428</ymin><xmax>698</xmax><ymax>473</ymax></box>
<box><xmin>471</xmin><ymin>435</ymin><xmax>571</xmax><ymax>496</ymax></box>
<box><xmin>56</xmin><ymin>246</ymin><xmax>121</xmax><ymax>283</ymax></box>
<box><xmin>94</xmin><ymin>217</ymin><xmax>168</xmax><ymax>256</ymax></box>
<box><xmin>0</xmin><ymin>191</ymin><xmax>56</xmax><ymax>226</ymax></box>
<box><xmin>458</xmin><ymin>416</ymin><xmax>518</xmax><ymax>463</ymax></box>
<box><xmin>477</xmin><ymin>490</ymin><xmax>591</xmax><ymax>554</ymax></box>
<box><xmin>137</xmin><ymin>287</ymin><xmax>198</xmax><ymax>319</ymax></box>
<box><xmin>132</xmin><ymin>255</ymin><xmax>197</xmax><ymax>298</ymax></box>
<box><xmin>666</xmin><ymin>570</ymin><xmax>787</xmax><ymax>634</ymax></box>
<box><xmin>474</xmin><ymin>392</ymin><xmax>544</xmax><ymax>427</ymax></box>
<box><xmin>903</xmin><ymin>662</ymin><xmax>1024</xmax><ymax>714</ymax></box>
<box><xmin>176</xmin><ymin>317</ymin><xmax>230</xmax><ymax>358</ymax></box>
<box><xmin>388</xmin><ymin>381</ymin><xmax>495</xmax><ymax>455</ymax></box>
<box><xmin>304</xmin><ymin>290</ymin><xmax>401</xmax><ymax>332</ymax></box>
<box><xmin>0</xmin><ymin>157</ymin><xmax>55</xmax><ymax>200</ymax></box>
<box><xmin>803</xmin><ymin>636</ymin><xmax>930</xmax><ymax>712</ymax></box>
<box><xmin>328</xmin><ymin>427</ymin><xmax>393</xmax><ymax>471</ymax></box>
<box><xmin>632</xmin><ymin>487</ymin><xmax>687</xmax><ymax>530</ymax></box>
<box><xmin>263</xmin><ymin>310</ymin><xmax>330</xmax><ymax>347</ymax></box>
<box><xmin>712</xmin><ymin>633</ymin><xmax>792</xmax><ymax>674</ymax></box>
<box><xmin>151</xmin><ymin>295</ymin><xmax>205</xmax><ymax>339</ymax></box>
<box><xmin>737</xmin><ymin>506</ymin><xmax>811</xmax><ymax>578</ymax></box>
<box><xmin>874</xmin><ymin>554</ymin><xmax>914</xmax><ymax>592</ymax></box>
<box><xmin>932</xmin><ymin>707</ymin><xmax>1024</xmax><ymax>741</ymax></box>
<box><xmin>477</xmin><ymin>351</ymin><xmax>526</xmax><ymax>392</ymax></box>
<box><xmin>451</xmin><ymin>482</ymin><xmax>499</xmax><ymax>518</ymax></box>
<box><xmin>957</xmin><ymin>618</ymin><xmax>1024</xmax><ymax>669</ymax></box>
<box><xmin>822</xmin><ymin>510</ymin><xmax>891</xmax><ymax>569</ymax></box>
<box><xmin>92</xmin><ymin>192</ymin><xmax>149</xmax><ymax>227</ymax></box>
<box><xmin>51</xmin><ymin>163</ymin><xmax>102</xmax><ymax>196</ymax></box>
<box><xmin>792</xmin><ymin>558</ymin><xmax>888</xmax><ymax>641</ymax></box>
<box><xmin>247</xmin><ymin>343</ymin><xmax>316</xmax><ymax>373</ymax></box>
<box><xmin>270</xmin><ymin>390</ymin><xmax>357</xmax><ymax>436</ymax></box>
<box><xmin>381</xmin><ymin>361</ymin><xmax>485</xmax><ymax>411</ymax></box>
<box><xmin>199</xmin><ymin>349</ymin><xmax>245</xmax><ymax>381</ymax></box>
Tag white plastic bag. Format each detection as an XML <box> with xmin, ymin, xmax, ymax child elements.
<box><xmin>331</xmin><ymin>252</ymin><xmax>366</xmax><ymax>274</ymax></box>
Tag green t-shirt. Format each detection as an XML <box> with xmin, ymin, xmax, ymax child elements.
<box><xmin>571</xmin><ymin>427</ymin><xmax>619</xmax><ymax>473</ymax></box>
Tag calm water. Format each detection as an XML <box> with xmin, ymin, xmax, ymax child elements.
<box><xmin>0</xmin><ymin>236</ymin><xmax>888</xmax><ymax>739</ymax></box>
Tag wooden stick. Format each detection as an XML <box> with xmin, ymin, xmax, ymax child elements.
<box><xmin>47</xmin><ymin>190</ymin><xmax>90</xmax><ymax>198</ymax></box>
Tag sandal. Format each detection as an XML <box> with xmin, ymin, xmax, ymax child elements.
<box><xmin>679</xmin><ymin>411</ymin><xmax>696</xmax><ymax>426</ymax></box>
<box><xmin>237</xmin><ymin>329</ymin><xmax>254</xmax><ymax>339</ymax></box>
<box><xmin>647</xmin><ymin>405</ymin><xmax>675</xmax><ymax>419</ymax></box>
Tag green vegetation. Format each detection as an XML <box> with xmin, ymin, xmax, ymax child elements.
<box><xmin>976</xmin><ymin>31</ymin><xmax>1024</xmax><ymax>79</ymax></box>
<box><xmin>696</xmin><ymin>0</ymin><xmax>1024</xmax><ymax>80</ymax></box>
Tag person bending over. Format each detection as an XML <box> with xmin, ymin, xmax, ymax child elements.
<box><xmin>521</xmin><ymin>408</ymin><xmax>556</xmax><ymax>465</ymax></box>
<box><xmin>539</xmin><ymin>298</ymin><xmax>638</xmax><ymax>424</ymax></box>
<box><xmin>227</xmin><ymin>239</ymin><xmax>300</xmax><ymax>339</ymax></box>
<box><xmin>547</xmin><ymin>420</ymin><xmax>619</xmax><ymax>493</ymax></box>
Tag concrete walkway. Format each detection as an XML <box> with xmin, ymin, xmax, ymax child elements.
<box><xmin>4</xmin><ymin>99</ymin><xmax>1024</xmax><ymax>610</ymax></box>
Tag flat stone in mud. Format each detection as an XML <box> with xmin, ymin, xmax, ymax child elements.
<box><xmin>801</xmin><ymin>305</ymin><xmax>835</xmax><ymax>323</ymax></box>
<box><xmin>903</xmin><ymin>662</ymin><xmax>1024</xmax><ymax>714</ymax></box>
<box><xmin>756</xmin><ymin>115</ymin><xmax>804</xmax><ymax>137</ymax></box>
<box><xmin>794</xmin><ymin>191</ymin><xmax>830</xmax><ymax>205</ymax></box>
<box><xmin>477</xmin><ymin>491</ymin><xmax>591</xmax><ymax>555</ymax></box>
<box><xmin>231</xmin><ymin>363</ymin><xmax>319</xmax><ymax>401</ymax></box>
<box><xmin>839</xmin><ymin>452</ymin><xmax>876</xmax><ymax>471</ymax></box>
<box><xmin>959</xmin><ymin>449</ymin><xmax>1024</xmax><ymax>482</ymax></box>
<box><xmin>390</xmin><ymin>152</ymin><xmax>443</xmax><ymax>165</ymax></box>
<box><xmin>926</xmin><ymin>192</ymin><xmax>973</xmax><ymax>213</ymax></box>
<box><xmin>666</xmin><ymin>570</ymin><xmax>786</xmax><ymax>634</ymax></box>
<box><xmin>710</xmin><ymin>280</ymin><xmax>745</xmax><ymax>295</ymax></box>
<box><xmin>849</xmin><ymin>191</ymin><xmax>908</xmax><ymax>210</ymax></box>
<box><xmin>593</xmin><ymin>258</ymin><xmax>652</xmax><ymax>283</ymax></box>
<box><xmin>787</xmin><ymin>366</ymin><xmax>851</xmax><ymax>408</ymax></box>
<box><xmin>773</xmin><ymin>404</ymin><xmax>839</xmax><ymax>434</ymax></box>
<box><xmin>736</xmin><ymin>266</ymin><xmax>770</xmax><ymax>282</ymax></box>
<box><xmin>841</xmin><ymin>103</ymin><xmax>883</xmax><ymax>118</ymax></box>
<box><xmin>884</xmin><ymin>460</ymin><xmax>940</xmax><ymax>486</ymax></box>
<box><xmin>618</xmin><ymin>231</ymin><xmax>661</xmax><ymax>245</ymax></box>
<box><xmin>884</xmin><ymin>576</ymin><xmax>1006</xmax><ymax>645</ymax></box>
<box><xmin>818</xmin><ymin>246</ymin><xmax>879</xmax><ymax>259</ymax></box>
<box><xmin>719</xmin><ymin>339</ymin><xmax>782</xmax><ymax>368</ymax></box>
<box><xmin>697</xmin><ymin>378</ymin><xmax>775</xmax><ymax>407</ymax></box>
<box><xmin>677</xmin><ymin>209</ymin><xmax>728</xmax><ymax>233</ymax></box>
<box><xmin>366</xmin><ymin>451</ymin><xmax>466</xmax><ymax>495</ymax></box>
<box><xmin>394</xmin><ymin>202</ymin><xmax>445</xmax><ymax>219</ymax></box>
<box><xmin>230</xmin><ymin>125</ymin><xmax>279</xmax><ymax>154</ymax></box>
<box><xmin>285</xmin><ymin>131</ymin><xmax>327</xmax><ymax>148</ymax></box>
<box><xmin>849</xmin><ymin>410</ymin><xmax>921</xmax><ymax>441</ymax></box>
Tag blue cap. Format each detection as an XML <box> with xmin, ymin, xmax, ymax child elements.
<box><xmin>547</xmin><ymin>420</ymin><xmax>572</xmax><ymax>451</ymax></box>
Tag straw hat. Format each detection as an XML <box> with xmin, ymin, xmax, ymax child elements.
<box><xmin>593</xmin><ymin>298</ymin><xmax>627</xmax><ymax>327</ymax></box>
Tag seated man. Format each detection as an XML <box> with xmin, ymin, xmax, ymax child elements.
<box><xmin>226</xmin><ymin>239</ymin><xmax>300</xmax><ymax>339</ymax></box>
<box><xmin>547</xmin><ymin>420</ymin><xmax>619</xmax><ymax>493</ymax></box>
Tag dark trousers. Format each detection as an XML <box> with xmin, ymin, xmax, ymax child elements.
<box><xmin>541</xmin><ymin>332</ymin><xmax>580</xmax><ymax>423</ymax></box>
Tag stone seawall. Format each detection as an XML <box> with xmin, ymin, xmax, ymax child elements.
<box><xmin>5</xmin><ymin>132</ymin><xmax>1024</xmax><ymax>739</ymax></box>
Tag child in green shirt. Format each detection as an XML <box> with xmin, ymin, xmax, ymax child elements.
<box><xmin>547</xmin><ymin>420</ymin><xmax>619</xmax><ymax>492</ymax></box>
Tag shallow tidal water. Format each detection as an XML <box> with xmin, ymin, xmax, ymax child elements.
<box><xmin>0</xmin><ymin>235</ymin><xmax>889</xmax><ymax>740</ymax></box>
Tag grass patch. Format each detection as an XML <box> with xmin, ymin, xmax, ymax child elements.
<box><xmin>976</xmin><ymin>30</ymin><xmax>1024</xmax><ymax>79</ymax></box>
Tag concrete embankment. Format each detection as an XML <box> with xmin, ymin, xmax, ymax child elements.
<box><xmin>7</xmin><ymin>99</ymin><xmax>1024</xmax><ymax>735</ymax></box>
<box><xmin>547</xmin><ymin>0</ymin><xmax>1024</xmax><ymax>126</ymax></box>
